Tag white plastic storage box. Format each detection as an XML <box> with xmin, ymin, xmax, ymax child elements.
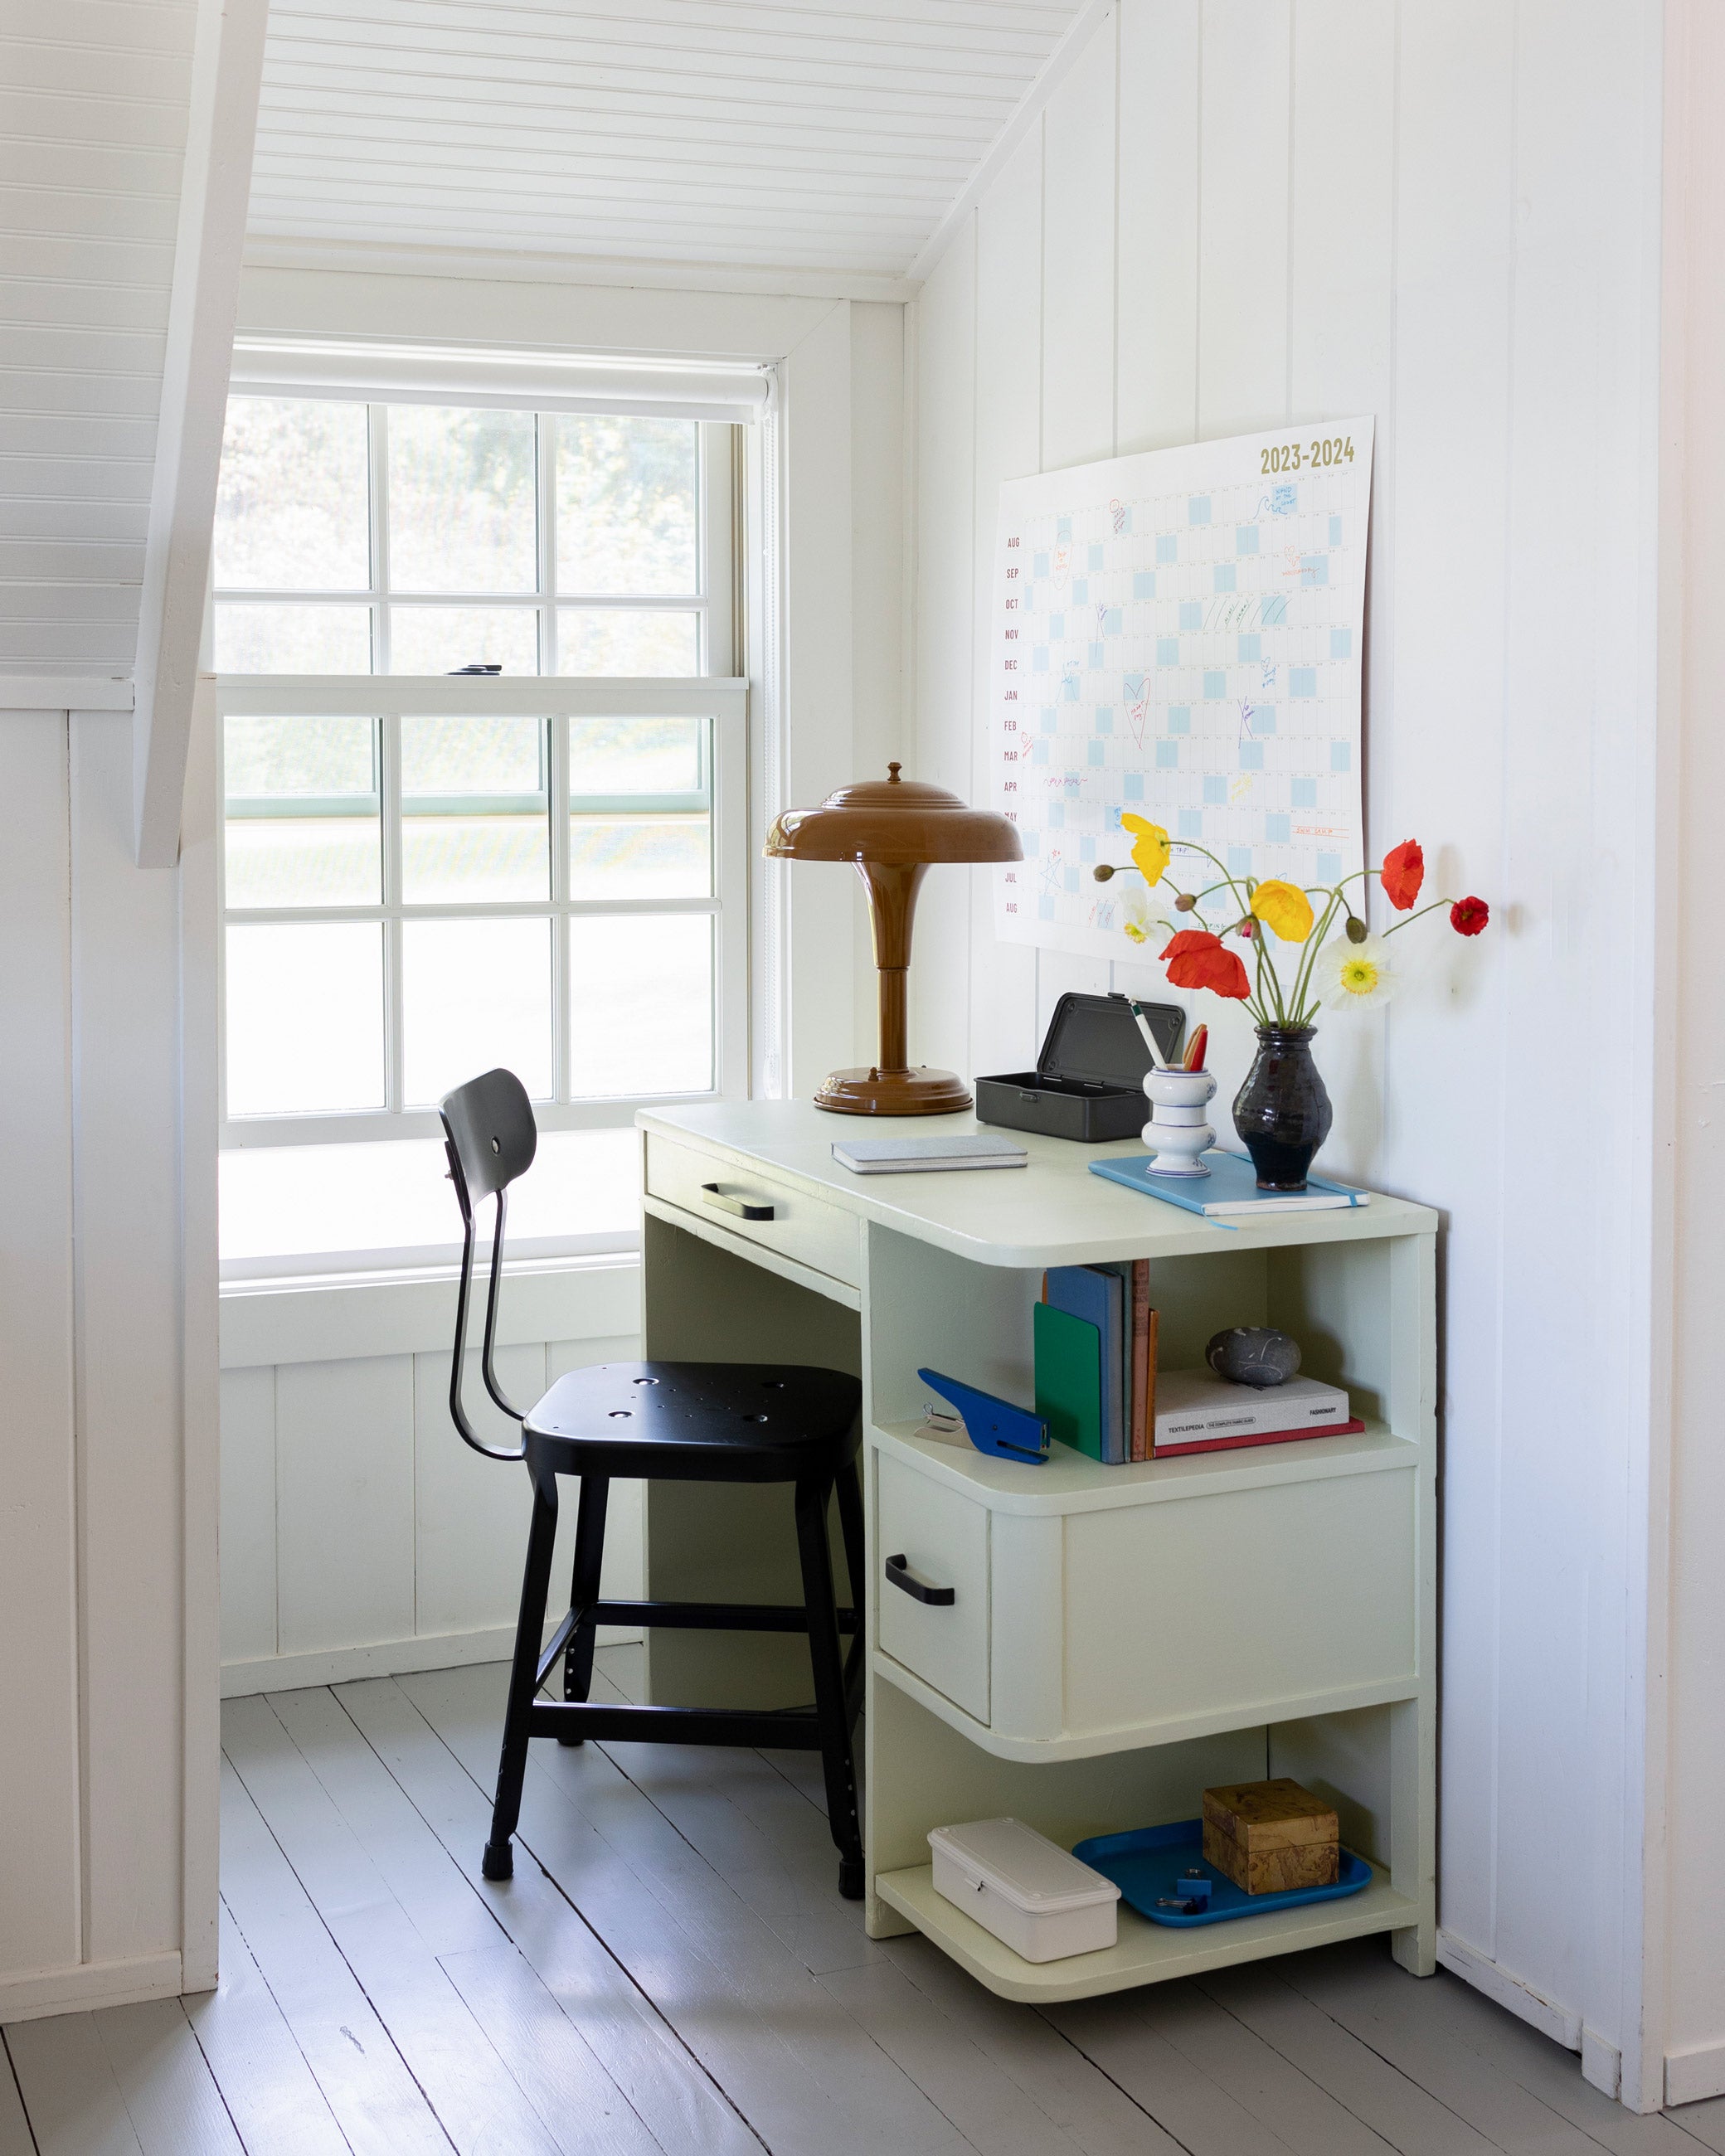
<box><xmin>928</xmin><ymin>1818</ymin><xmax>1120</xmax><ymax>1962</ymax></box>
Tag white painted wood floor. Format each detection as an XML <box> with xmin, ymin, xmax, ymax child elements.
<box><xmin>5</xmin><ymin>1647</ymin><xmax>1719</xmax><ymax>2156</ymax></box>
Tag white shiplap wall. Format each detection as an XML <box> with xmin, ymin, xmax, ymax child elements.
<box><xmin>0</xmin><ymin>0</ymin><xmax>199</xmax><ymax>673</ymax></box>
<box><xmin>246</xmin><ymin>0</ymin><xmax>1086</xmax><ymax>280</ymax></box>
<box><xmin>909</xmin><ymin>0</ymin><xmax>1666</xmax><ymax>2105</ymax></box>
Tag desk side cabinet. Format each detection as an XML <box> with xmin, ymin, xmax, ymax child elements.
<box><xmin>638</xmin><ymin>1119</ymin><xmax>1436</xmax><ymax>2007</ymax></box>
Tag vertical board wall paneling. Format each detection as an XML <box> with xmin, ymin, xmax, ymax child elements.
<box><xmin>1384</xmin><ymin>0</ymin><xmax>1516</xmax><ymax>1979</ymax></box>
<box><xmin>0</xmin><ymin>711</ymin><xmax>80</xmax><ymax>1976</ymax></box>
<box><xmin>1034</xmin><ymin>15</ymin><xmax>1120</xmax><ymax>1037</ymax></box>
<box><xmin>70</xmin><ymin>711</ymin><xmax>185</xmax><ymax>1964</ymax></box>
<box><xmin>911</xmin><ymin>0</ymin><xmax>1664</xmax><ymax>2071</ymax></box>
<box><xmin>969</xmin><ymin>124</ymin><xmax>1044</xmax><ymax>1084</ymax></box>
<box><xmin>908</xmin><ymin>221</ymin><xmax>978</xmax><ymax>1085</ymax></box>
<box><xmin>275</xmin><ymin>1356</ymin><xmax>415</xmax><ymax>1656</ymax></box>
<box><xmin>412</xmin><ymin>1343</ymin><xmax>548</xmax><ymax>1639</ymax></box>
<box><xmin>218</xmin><ymin>1367</ymin><xmax>276</xmax><ymax>1666</ymax></box>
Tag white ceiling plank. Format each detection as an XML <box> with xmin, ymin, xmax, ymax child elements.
<box><xmin>132</xmin><ymin>0</ymin><xmax>269</xmax><ymax>867</ymax></box>
<box><xmin>242</xmin><ymin>0</ymin><xmax>1086</xmax><ymax>280</ymax></box>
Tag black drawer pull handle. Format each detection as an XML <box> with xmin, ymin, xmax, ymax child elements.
<box><xmin>702</xmin><ymin>1182</ymin><xmax>775</xmax><ymax>1221</ymax></box>
<box><xmin>885</xmin><ymin>1553</ymin><xmax>955</xmax><ymax>1606</ymax></box>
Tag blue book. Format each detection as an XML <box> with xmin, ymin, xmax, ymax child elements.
<box><xmin>1045</xmin><ymin>1265</ymin><xmax>1125</xmax><ymax>1461</ymax></box>
<box><xmin>1089</xmin><ymin>1151</ymin><xmax>1370</xmax><ymax>1230</ymax></box>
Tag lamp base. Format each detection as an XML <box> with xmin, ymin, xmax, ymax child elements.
<box><xmin>813</xmin><ymin>1066</ymin><xmax>973</xmax><ymax>1116</ymax></box>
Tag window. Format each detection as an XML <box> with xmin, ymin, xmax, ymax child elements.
<box><xmin>212</xmin><ymin>386</ymin><xmax>748</xmax><ymax>1264</ymax></box>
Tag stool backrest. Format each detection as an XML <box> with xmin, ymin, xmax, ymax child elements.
<box><xmin>439</xmin><ymin>1067</ymin><xmax>537</xmax><ymax>1461</ymax></box>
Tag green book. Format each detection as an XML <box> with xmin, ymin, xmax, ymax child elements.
<box><xmin>1033</xmin><ymin>1301</ymin><xmax>1104</xmax><ymax>1461</ymax></box>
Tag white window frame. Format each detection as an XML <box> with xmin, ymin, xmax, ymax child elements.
<box><xmin>213</xmin><ymin>404</ymin><xmax>750</xmax><ymax>1149</ymax></box>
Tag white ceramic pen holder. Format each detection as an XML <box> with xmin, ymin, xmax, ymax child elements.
<box><xmin>1142</xmin><ymin>1066</ymin><xmax>1218</xmax><ymax>1178</ymax></box>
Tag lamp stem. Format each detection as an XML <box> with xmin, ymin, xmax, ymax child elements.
<box><xmin>857</xmin><ymin>860</ymin><xmax>926</xmax><ymax>1075</ymax></box>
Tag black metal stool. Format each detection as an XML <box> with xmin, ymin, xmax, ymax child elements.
<box><xmin>440</xmin><ymin>1068</ymin><xmax>866</xmax><ymax>1898</ymax></box>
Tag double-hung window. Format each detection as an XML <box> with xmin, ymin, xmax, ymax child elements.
<box><xmin>211</xmin><ymin>357</ymin><xmax>755</xmax><ymax>1272</ymax></box>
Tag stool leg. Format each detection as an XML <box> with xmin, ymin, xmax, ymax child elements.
<box><xmin>794</xmin><ymin>1476</ymin><xmax>864</xmax><ymax>1901</ymax></box>
<box><xmin>484</xmin><ymin>1467</ymin><xmax>559</xmax><ymax>1881</ymax></box>
<box><xmin>559</xmin><ymin>1475</ymin><xmax>610</xmax><ymax>1744</ymax></box>
<box><xmin>834</xmin><ymin>1456</ymin><xmax>866</xmax><ymax>1725</ymax></box>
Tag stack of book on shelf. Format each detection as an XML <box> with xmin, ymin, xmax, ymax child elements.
<box><xmin>1033</xmin><ymin>1264</ymin><xmax>1157</xmax><ymax>1463</ymax></box>
<box><xmin>1033</xmin><ymin>1272</ymin><xmax>1362</xmax><ymax>1464</ymax></box>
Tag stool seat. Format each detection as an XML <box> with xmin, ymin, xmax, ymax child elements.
<box><xmin>525</xmin><ymin>1361</ymin><xmax>861</xmax><ymax>1483</ymax></box>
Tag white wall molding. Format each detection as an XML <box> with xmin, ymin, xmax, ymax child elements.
<box><xmin>0</xmin><ymin>1952</ymin><xmax>182</xmax><ymax>2028</ymax></box>
<box><xmin>244</xmin><ymin>236</ymin><xmax>920</xmax><ymax>307</ymax></box>
<box><xmin>132</xmin><ymin>0</ymin><xmax>268</xmax><ymax>867</ymax></box>
<box><xmin>0</xmin><ymin>679</ymin><xmax>133</xmax><ymax>712</ymax></box>
<box><xmin>1435</xmin><ymin>1930</ymin><xmax>1582</xmax><ymax>2051</ymax></box>
<box><xmin>1667</xmin><ymin>2042</ymin><xmax>1725</xmax><ymax>2109</ymax></box>
<box><xmin>220</xmin><ymin>1255</ymin><xmax>641</xmax><ymax>1371</ymax></box>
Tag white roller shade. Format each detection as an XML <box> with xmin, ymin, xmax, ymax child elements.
<box><xmin>228</xmin><ymin>337</ymin><xmax>771</xmax><ymax>424</ymax></box>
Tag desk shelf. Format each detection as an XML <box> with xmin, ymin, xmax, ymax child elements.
<box><xmin>874</xmin><ymin>1857</ymin><xmax>1421</xmax><ymax>2004</ymax></box>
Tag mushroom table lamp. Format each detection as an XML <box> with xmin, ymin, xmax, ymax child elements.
<box><xmin>764</xmin><ymin>762</ymin><xmax>1023</xmax><ymax>1115</ymax></box>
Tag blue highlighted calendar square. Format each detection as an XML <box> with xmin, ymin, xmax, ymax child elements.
<box><xmin>1331</xmin><ymin>741</ymin><xmax>1352</xmax><ymax>772</ymax></box>
<box><xmin>1238</xmin><ymin>741</ymin><xmax>1264</xmax><ymax>770</ymax></box>
<box><xmin>1203</xmin><ymin>776</ymin><xmax>1227</xmax><ymax>805</ymax></box>
<box><xmin>1089</xmin><ymin>544</ymin><xmax>1105</xmax><ymax>570</ymax></box>
<box><xmin>1134</xmin><ymin>571</ymin><xmax>1156</xmax><ymax>599</ymax></box>
<box><xmin>1266</xmin><ymin>813</ymin><xmax>1290</xmax><ymax>842</ymax></box>
<box><xmin>1237</xmin><ymin>527</ymin><xmax>1260</xmax><ymax>554</ymax></box>
<box><xmin>1290</xmin><ymin>667</ymin><xmax>1318</xmax><ymax>697</ymax></box>
<box><xmin>1179</xmin><ymin>602</ymin><xmax>1203</xmax><ymax>630</ymax></box>
<box><xmin>1157</xmin><ymin>638</ymin><xmax>1180</xmax><ymax>667</ymax></box>
<box><xmin>1188</xmin><ymin>496</ymin><xmax>1212</xmax><ymax>524</ymax></box>
<box><xmin>1094</xmin><ymin>706</ymin><xmax>1113</xmax><ymax>734</ymax></box>
<box><xmin>1203</xmin><ymin>671</ymin><xmax>1227</xmax><ymax>699</ymax></box>
<box><xmin>1156</xmin><ymin>535</ymin><xmax>1178</xmax><ymax>563</ymax></box>
<box><xmin>1123</xmin><ymin>771</ymin><xmax>1144</xmax><ymax>800</ymax></box>
<box><xmin>1261</xmin><ymin>595</ymin><xmax>1288</xmax><ymax>626</ymax></box>
<box><xmin>1156</xmin><ymin>741</ymin><xmax>1179</xmax><ymax>769</ymax></box>
<box><xmin>1168</xmin><ymin>706</ymin><xmax>1191</xmax><ymax>734</ymax></box>
<box><xmin>1214</xmin><ymin>564</ymin><xmax>1237</xmax><ymax>592</ymax></box>
<box><xmin>1238</xmin><ymin>634</ymin><xmax>1261</xmax><ymax>662</ymax></box>
<box><xmin>1291</xmin><ymin>777</ymin><xmax>1316</xmax><ymax>807</ymax></box>
<box><xmin>1330</xmin><ymin>627</ymin><xmax>1352</xmax><ymax>658</ymax></box>
<box><xmin>1179</xmin><ymin>808</ymin><xmax>1204</xmax><ymax>838</ymax></box>
<box><xmin>1300</xmin><ymin>556</ymin><xmax>1329</xmax><ymax>587</ymax></box>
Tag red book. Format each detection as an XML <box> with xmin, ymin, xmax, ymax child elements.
<box><xmin>1154</xmin><ymin>1416</ymin><xmax>1366</xmax><ymax>1460</ymax></box>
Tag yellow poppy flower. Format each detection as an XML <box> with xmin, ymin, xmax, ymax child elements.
<box><xmin>1249</xmin><ymin>878</ymin><xmax>1314</xmax><ymax>944</ymax></box>
<box><xmin>1120</xmin><ymin>813</ymin><xmax>1171</xmax><ymax>886</ymax></box>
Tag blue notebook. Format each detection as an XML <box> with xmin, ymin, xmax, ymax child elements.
<box><xmin>1090</xmin><ymin>1150</ymin><xmax>1369</xmax><ymax>1228</ymax></box>
<box><xmin>1044</xmin><ymin>1265</ymin><xmax>1125</xmax><ymax>1462</ymax></box>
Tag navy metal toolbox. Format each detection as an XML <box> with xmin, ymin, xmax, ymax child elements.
<box><xmin>974</xmin><ymin>992</ymin><xmax>1183</xmax><ymax>1144</ymax></box>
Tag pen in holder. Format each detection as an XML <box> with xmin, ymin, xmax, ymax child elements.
<box><xmin>1142</xmin><ymin>1066</ymin><xmax>1218</xmax><ymax>1178</ymax></box>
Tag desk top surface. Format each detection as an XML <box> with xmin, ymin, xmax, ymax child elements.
<box><xmin>639</xmin><ymin>1100</ymin><xmax>1436</xmax><ymax>1269</ymax></box>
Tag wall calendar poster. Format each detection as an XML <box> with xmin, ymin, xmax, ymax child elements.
<box><xmin>992</xmin><ymin>421</ymin><xmax>1373</xmax><ymax>959</ymax></box>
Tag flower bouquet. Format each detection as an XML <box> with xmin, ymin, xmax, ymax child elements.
<box><xmin>1095</xmin><ymin>821</ymin><xmax>1489</xmax><ymax>1189</ymax></box>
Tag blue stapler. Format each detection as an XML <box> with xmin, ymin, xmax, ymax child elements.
<box><xmin>917</xmin><ymin>1369</ymin><xmax>1049</xmax><ymax>1464</ymax></box>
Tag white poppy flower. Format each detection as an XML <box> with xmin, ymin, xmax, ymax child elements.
<box><xmin>1314</xmin><ymin>932</ymin><xmax>1397</xmax><ymax>1010</ymax></box>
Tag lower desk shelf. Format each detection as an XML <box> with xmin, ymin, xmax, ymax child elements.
<box><xmin>875</xmin><ymin>1856</ymin><xmax>1420</xmax><ymax>2004</ymax></box>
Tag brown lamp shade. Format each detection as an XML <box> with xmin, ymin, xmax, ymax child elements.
<box><xmin>765</xmin><ymin>762</ymin><xmax>1023</xmax><ymax>1116</ymax></box>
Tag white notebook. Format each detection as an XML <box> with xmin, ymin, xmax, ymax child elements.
<box><xmin>832</xmin><ymin>1135</ymin><xmax>1029</xmax><ymax>1175</ymax></box>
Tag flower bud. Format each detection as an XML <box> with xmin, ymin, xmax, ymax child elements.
<box><xmin>1236</xmin><ymin>919</ymin><xmax>1256</xmax><ymax>940</ymax></box>
<box><xmin>1345</xmin><ymin>915</ymin><xmax>1368</xmax><ymax>944</ymax></box>
<box><xmin>1174</xmin><ymin>891</ymin><xmax>1196</xmax><ymax>911</ymax></box>
<box><xmin>1092</xmin><ymin>863</ymin><xmax>1115</xmax><ymax>881</ymax></box>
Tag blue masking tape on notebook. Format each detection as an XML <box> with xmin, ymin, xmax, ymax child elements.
<box><xmin>917</xmin><ymin>1369</ymin><xmax>1049</xmax><ymax>1464</ymax></box>
<box><xmin>1071</xmin><ymin>1819</ymin><xmax>1373</xmax><ymax>1927</ymax></box>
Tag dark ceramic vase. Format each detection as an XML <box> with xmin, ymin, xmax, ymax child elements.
<box><xmin>1232</xmin><ymin>1026</ymin><xmax>1333</xmax><ymax>1191</ymax></box>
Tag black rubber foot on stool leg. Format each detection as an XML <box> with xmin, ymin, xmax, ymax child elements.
<box><xmin>482</xmin><ymin>1840</ymin><xmax>514</xmax><ymax>1881</ymax></box>
<box><xmin>556</xmin><ymin>1731</ymin><xmax>584</xmax><ymax>1746</ymax></box>
<box><xmin>838</xmin><ymin>1855</ymin><xmax>864</xmax><ymax>1901</ymax></box>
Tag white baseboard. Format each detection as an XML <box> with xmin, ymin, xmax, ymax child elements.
<box><xmin>1582</xmin><ymin>2028</ymin><xmax>1622</xmax><ymax>2100</ymax></box>
<box><xmin>221</xmin><ymin>1623</ymin><xmax>642</xmax><ymax>1697</ymax></box>
<box><xmin>1666</xmin><ymin>2041</ymin><xmax>1725</xmax><ymax>2107</ymax></box>
<box><xmin>0</xmin><ymin>1951</ymin><xmax>182</xmax><ymax>2026</ymax></box>
<box><xmin>1436</xmin><ymin>1930</ymin><xmax>1583</xmax><ymax>2050</ymax></box>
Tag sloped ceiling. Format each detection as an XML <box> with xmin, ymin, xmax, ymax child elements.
<box><xmin>0</xmin><ymin>0</ymin><xmax>201</xmax><ymax>675</ymax></box>
<box><xmin>245</xmin><ymin>0</ymin><xmax>1089</xmax><ymax>280</ymax></box>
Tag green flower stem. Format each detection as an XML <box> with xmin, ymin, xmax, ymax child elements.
<box><xmin>1380</xmin><ymin>895</ymin><xmax>1455</xmax><ymax>936</ymax></box>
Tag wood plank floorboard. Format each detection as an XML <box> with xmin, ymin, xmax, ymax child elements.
<box><xmin>2</xmin><ymin>2015</ymin><xmax>145</xmax><ymax>2156</ymax></box>
<box><xmin>0</xmin><ymin>2039</ymin><xmax>37</xmax><ymax>2156</ymax></box>
<box><xmin>182</xmin><ymin>1903</ymin><xmax>351</xmax><ymax>2156</ymax></box>
<box><xmin>332</xmin><ymin>1673</ymin><xmax>758</xmax><ymax>2156</ymax></box>
<box><xmin>3</xmin><ymin>1647</ymin><xmax>1679</xmax><ymax>2154</ymax></box>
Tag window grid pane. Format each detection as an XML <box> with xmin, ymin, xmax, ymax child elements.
<box><xmin>216</xmin><ymin>398</ymin><xmax>726</xmax><ymax>1129</ymax></box>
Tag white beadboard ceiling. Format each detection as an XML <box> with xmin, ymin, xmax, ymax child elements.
<box><xmin>246</xmin><ymin>0</ymin><xmax>1091</xmax><ymax>282</ymax></box>
<box><xmin>0</xmin><ymin>0</ymin><xmax>201</xmax><ymax>676</ymax></box>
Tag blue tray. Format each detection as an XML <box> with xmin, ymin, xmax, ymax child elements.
<box><xmin>1071</xmin><ymin>1819</ymin><xmax>1373</xmax><ymax>1927</ymax></box>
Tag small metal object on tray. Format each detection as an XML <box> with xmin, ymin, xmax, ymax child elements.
<box><xmin>1072</xmin><ymin>1819</ymin><xmax>1372</xmax><ymax>1928</ymax></box>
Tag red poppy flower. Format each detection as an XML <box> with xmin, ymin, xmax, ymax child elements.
<box><xmin>1381</xmin><ymin>839</ymin><xmax>1425</xmax><ymax>910</ymax></box>
<box><xmin>1159</xmin><ymin>928</ymin><xmax>1251</xmax><ymax>999</ymax></box>
<box><xmin>1450</xmin><ymin>896</ymin><xmax>1489</xmax><ymax>937</ymax></box>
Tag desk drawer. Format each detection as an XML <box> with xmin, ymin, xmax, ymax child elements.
<box><xmin>644</xmin><ymin>1134</ymin><xmax>860</xmax><ymax>1290</ymax></box>
<box><xmin>877</xmin><ymin>1454</ymin><xmax>989</xmax><ymax>1724</ymax></box>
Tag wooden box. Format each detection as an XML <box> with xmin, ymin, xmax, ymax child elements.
<box><xmin>1202</xmin><ymin>1779</ymin><xmax>1339</xmax><ymax>1895</ymax></box>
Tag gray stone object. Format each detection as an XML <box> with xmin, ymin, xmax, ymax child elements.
<box><xmin>1206</xmin><ymin>1326</ymin><xmax>1302</xmax><ymax>1388</ymax></box>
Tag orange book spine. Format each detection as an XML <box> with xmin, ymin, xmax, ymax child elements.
<box><xmin>1130</xmin><ymin>1261</ymin><xmax>1152</xmax><ymax>1461</ymax></box>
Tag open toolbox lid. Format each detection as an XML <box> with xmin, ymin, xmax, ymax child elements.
<box><xmin>1037</xmin><ymin>992</ymin><xmax>1183</xmax><ymax>1090</ymax></box>
<box><xmin>928</xmin><ymin>1818</ymin><xmax>1120</xmax><ymax>1915</ymax></box>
